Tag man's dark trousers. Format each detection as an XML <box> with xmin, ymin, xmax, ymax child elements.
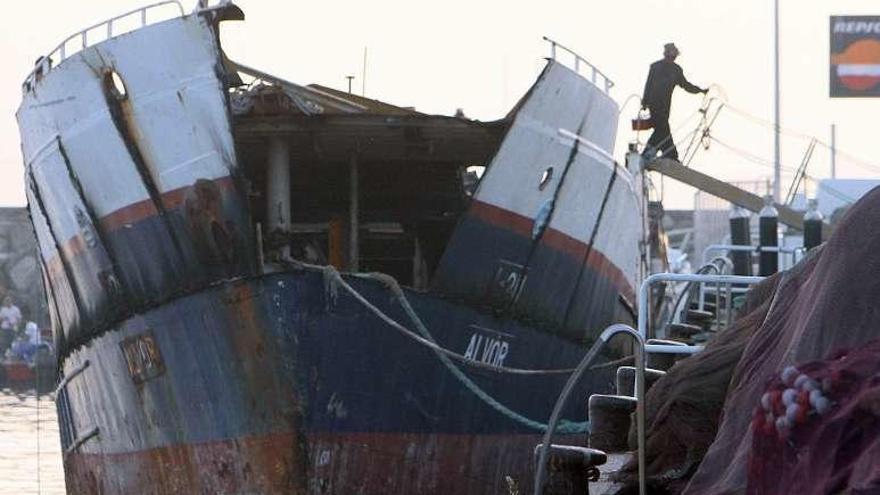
<box><xmin>646</xmin><ymin>107</ymin><xmax>678</xmax><ymax>161</ymax></box>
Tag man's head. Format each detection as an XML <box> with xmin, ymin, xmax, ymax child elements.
<box><xmin>663</xmin><ymin>43</ymin><xmax>680</xmax><ymax>61</ymax></box>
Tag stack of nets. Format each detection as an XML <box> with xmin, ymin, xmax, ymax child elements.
<box><xmin>614</xmin><ymin>186</ymin><xmax>880</xmax><ymax>494</ymax></box>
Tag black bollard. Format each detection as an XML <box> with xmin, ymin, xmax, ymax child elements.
<box><xmin>804</xmin><ymin>198</ymin><xmax>823</xmax><ymax>250</ymax></box>
<box><xmin>533</xmin><ymin>444</ymin><xmax>606</xmax><ymax>495</ymax></box>
<box><xmin>729</xmin><ymin>205</ymin><xmax>752</xmax><ymax>276</ymax></box>
<box><xmin>759</xmin><ymin>195</ymin><xmax>778</xmax><ymax>276</ymax></box>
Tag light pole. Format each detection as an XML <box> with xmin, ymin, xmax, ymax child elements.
<box><xmin>773</xmin><ymin>0</ymin><xmax>781</xmax><ymax>202</ymax></box>
<box><xmin>830</xmin><ymin>123</ymin><xmax>837</xmax><ymax>178</ymax></box>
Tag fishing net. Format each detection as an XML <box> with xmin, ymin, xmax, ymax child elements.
<box><xmin>612</xmin><ymin>268</ymin><xmax>785</xmax><ymax>494</ymax></box>
<box><xmin>614</xmin><ymin>186</ymin><xmax>880</xmax><ymax>494</ymax></box>
<box><xmin>747</xmin><ymin>337</ymin><xmax>880</xmax><ymax>494</ymax></box>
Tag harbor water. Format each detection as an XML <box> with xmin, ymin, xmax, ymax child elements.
<box><xmin>0</xmin><ymin>389</ymin><xmax>66</xmax><ymax>494</ymax></box>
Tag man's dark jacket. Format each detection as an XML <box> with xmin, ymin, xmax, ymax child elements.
<box><xmin>642</xmin><ymin>59</ymin><xmax>702</xmax><ymax>115</ymax></box>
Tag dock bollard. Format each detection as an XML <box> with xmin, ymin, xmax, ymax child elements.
<box><xmin>533</xmin><ymin>444</ymin><xmax>606</xmax><ymax>495</ymax></box>
<box><xmin>759</xmin><ymin>195</ymin><xmax>778</xmax><ymax>275</ymax></box>
<box><xmin>729</xmin><ymin>205</ymin><xmax>752</xmax><ymax>276</ymax></box>
<box><xmin>803</xmin><ymin>198</ymin><xmax>823</xmax><ymax>250</ymax></box>
<box><xmin>588</xmin><ymin>394</ymin><xmax>637</xmax><ymax>452</ymax></box>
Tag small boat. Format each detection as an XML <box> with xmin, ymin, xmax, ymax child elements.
<box><xmin>0</xmin><ymin>350</ymin><xmax>56</xmax><ymax>391</ymax></box>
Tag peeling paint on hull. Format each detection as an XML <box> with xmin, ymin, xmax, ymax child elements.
<box><xmin>59</xmin><ymin>272</ymin><xmax>613</xmax><ymax>494</ymax></box>
<box><xmin>68</xmin><ymin>431</ymin><xmax>584</xmax><ymax>495</ymax></box>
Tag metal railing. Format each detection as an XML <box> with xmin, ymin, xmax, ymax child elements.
<box><xmin>639</xmin><ymin>272</ymin><xmax>766</xmax><ymax>353</ymax></box>
<box><xmin>533</xmin><ymin>323</ymin><xmax>646</xmax><ymax>495</ymax></box>
<box><xmin>22</xmin><ymin>1</ymin><xmax>185</xmax><ymax>92</ymax></box>
<box><xmin>543</xmin><ymin>36</ymin><xmax>614</xmax><ymax>93</ymax></box>
<box><xmin>537</xmin><ymin>274</ymin><xmax>769</xmax><ymax>495</ymax></box>
<box><xmin>702</xmin><ymin>243</ymin><xmax>806</xmax><ymax>268</ymax></box>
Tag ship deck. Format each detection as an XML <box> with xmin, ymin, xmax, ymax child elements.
<box><xmin>234</xmin><ymin>113</ymin><xmax>507</xmax><ymax>164</ymax></box>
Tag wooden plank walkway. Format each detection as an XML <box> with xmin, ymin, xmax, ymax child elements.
<box><xmin>646</xmin><ymin>158</ymin><xmax>830</xmax><ymax>237</ymax></box>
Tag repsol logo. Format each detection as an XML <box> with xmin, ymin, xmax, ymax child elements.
<box><xmin>833</xmin><ymin>20</ymin><xmax>880</xmax><ymax>34</ymax></box>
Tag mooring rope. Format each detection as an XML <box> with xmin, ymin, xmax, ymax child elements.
<box><xmin>282</xmin><ymin>260</ymin><xmax>590</xmax><ymax>433</ymax></box>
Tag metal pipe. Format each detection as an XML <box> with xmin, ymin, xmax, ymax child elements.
<box><xmin>645</xmin><ymin>344</ymin><xmax>704</xmax><ymax>354</ymax></box>
<box><xmin>773</xmin><ymin>0</ymin><xmax>781</xmax><ymax>202</ymax></box>
<box><xmin>830</xmin><ymin>123</ymin><xmax>837</xmax><ymax>178</ymax></box>
<box><xmin>708</xmin><ymin>257</ymin><xmax>734</xmax><ymax>326</ymax></box>
<box><xmin>639</xmin><ymin>273</ymin><xmax>765</xmax><ymax>340</ymax></box>
<box><xmin>22</xmin><ymin>1</ymin><xmax>186</xmax><ymax>91</ymax></box>
<box><xmin>54</xmin><ymin>359</ymin><xmax>90</xmax><ymax>396</ymax></box>
<box><xmin>349</xmin><ymin>153</ymin><xmax>360</xmax><ymax>271</ymax></box>
<box><xmin>267</xmin><ymin>137</ymin><xmax>291</xmax><ymax>258</ymax></box>
<box><xmin>695</xmin><ymin>263</ymin><xmax>720</xmax><ymax>313</ymax></box>
<box><xmin>726</xmin><ymin>280</ymin><xmax>734</xmax><ymax>328</ymax></box>
<box><xmin>541</xmin><ymin>36</ymin><xmax>615</xmax><ymax>90</ymax></box>
<box><xmin>702</xmin><ymin>243</ymin><xmax>801</xmax><ymax>268</ymax></box>
<box><xmin>533</xmin><ymin>324</ymin><xmax>646</xmax><ymax>495</ymax></box>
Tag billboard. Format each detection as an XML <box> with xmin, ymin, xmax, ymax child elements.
<box><xmin>830</xmin><ymin>16</ymin><xmax>880</xmax><ymax>97</ymax></box>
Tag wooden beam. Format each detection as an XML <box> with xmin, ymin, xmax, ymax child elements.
<box><xmin>646</xmin><ymin>159</ymin><xmax>831</xmax><ymax>237</ymax></box>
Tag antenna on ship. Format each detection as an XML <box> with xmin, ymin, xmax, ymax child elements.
<box><xmin>362</xmin><ymin>46</ymin><xmax>368</xmax><ymax>96</ymax></box>
<box><xmin>346</xmin><ymin>75</ymin><xmax>355</xmax><ymax>94</ymax></box>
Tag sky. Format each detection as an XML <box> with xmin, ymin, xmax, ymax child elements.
<box><xmin>1</xmin><ymin>0</ymin><xmax>878</xmax><ymax>209</ymax></box>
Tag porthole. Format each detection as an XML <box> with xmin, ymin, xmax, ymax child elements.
<box><xmin>104</xmin><ymin>70</ymin><xmax>128</xmax><ymax>99</ymax></box>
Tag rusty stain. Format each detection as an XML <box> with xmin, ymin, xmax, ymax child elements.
<box><xmin>184</xmin><ymin>178</ymin><xmax>240</xmax><ymax>267</ymax></box>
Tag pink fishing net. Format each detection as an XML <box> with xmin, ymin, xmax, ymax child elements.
<box><xmin>615</xmin><ymin>186</ymin><xmax>880</xmax><ymax>494</ymax></box>
<box><xmin>747</xmin><ymin>337</ymin><xmax>880</xmax><ymax>494</ymax></box>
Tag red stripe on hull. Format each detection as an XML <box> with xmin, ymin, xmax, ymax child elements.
<box><xmin>98</xmin><ymin>176</ymin><xmax>236</xmax><ymax>232</ymax></box>
<box><xmin>469</xmin><ymin>199</ymin><xmax>635</xmax><ymax>301</ymax></box>
<box><xmin>65</xmin><ymin>431</ymin><xmax>574</xmax><ymax>494</ymax></box>
<box><xmin>44</xmin><ymin>175</ymin><xmax>238</xmax><ymax>266</ymax></box>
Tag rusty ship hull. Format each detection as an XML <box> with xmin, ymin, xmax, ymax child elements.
<box><xmin>59</xmin><ymin>271</ymin><xmax>615</xmax><ymax>493</ymax></box>
<box><xmin>17</xmin><ymin>2</ymin><xmax>644</xmax><ymax>493</ymax></box>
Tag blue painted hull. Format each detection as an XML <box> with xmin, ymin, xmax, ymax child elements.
<box><xmin>59</xmin><ymin>270</ymin><xmax>619</xmax><ymax>493</ymax></box>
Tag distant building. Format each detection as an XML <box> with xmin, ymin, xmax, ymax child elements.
<box><xmin>816</xmin><ymin>179</ymin><xmax>880</xmax><ymax>222</ymax></box>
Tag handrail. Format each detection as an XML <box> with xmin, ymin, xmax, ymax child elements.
<box><xmin>542</xmin><ymin>36</ymin><xmax>615</xmax><ymax>93</ymax></box>
<box><xmin>670</xmin><ymin>262</ymin><xmax>719</xmax><ymax>326</ymax></box>
<box><xmin>702</xmin><ymin>243</ymin><xmax>805</xmax><ymax>267</ymax></box>
<box><xmin>533</xmin><ymin>323</ymin><xmax>646</xmax><ymax>495</ymax></box>
<box><xmin>22</xmin><ymin>1</ymin><xmax>185</xmax><ymax>92</ymax></box>
<box><xmin>705</xmin><ymin>256</ymin><xmax>735</xmax><ymax>328</ymax></box>
<box><xmin>54</xmin><ymin>359</ymin><xmax>90</xmax><ymax>396</ymax></box>
<box><xmin>639</xmin><ymin>273</ymin><xmax>765</xmax><ymax>345</ymax></box>
<box><xmin>64</xmin><ymin>426</ymin><xmax>100</xmax><ymax>457</ymax></box>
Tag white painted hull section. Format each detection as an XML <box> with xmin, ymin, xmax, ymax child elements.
<box><xmin>474</xmin><ymin>61</ymin><xmax>641</xmax><ymax>293</ymax></box>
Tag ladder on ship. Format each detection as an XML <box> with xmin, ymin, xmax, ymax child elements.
<box><xmin>645</xmin><ymin>158</ymin><xmax>831</xmax><ymax>238</ymax></box>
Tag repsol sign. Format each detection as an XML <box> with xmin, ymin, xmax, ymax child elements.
<box><xmin>833</xmin><ymin>20</ymin><xmax>880</xmax><ymax>34</ymax></box>
<box><xmin>830</xmin><ymin>16</ymin><xmax>880</xmax><ymax>97</ymax></box>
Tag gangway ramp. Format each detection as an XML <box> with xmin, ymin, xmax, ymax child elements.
<box><xmin>645</xmin><ymin>158</ymin><xmax>830</xmax><ymax>236</ymax></box>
